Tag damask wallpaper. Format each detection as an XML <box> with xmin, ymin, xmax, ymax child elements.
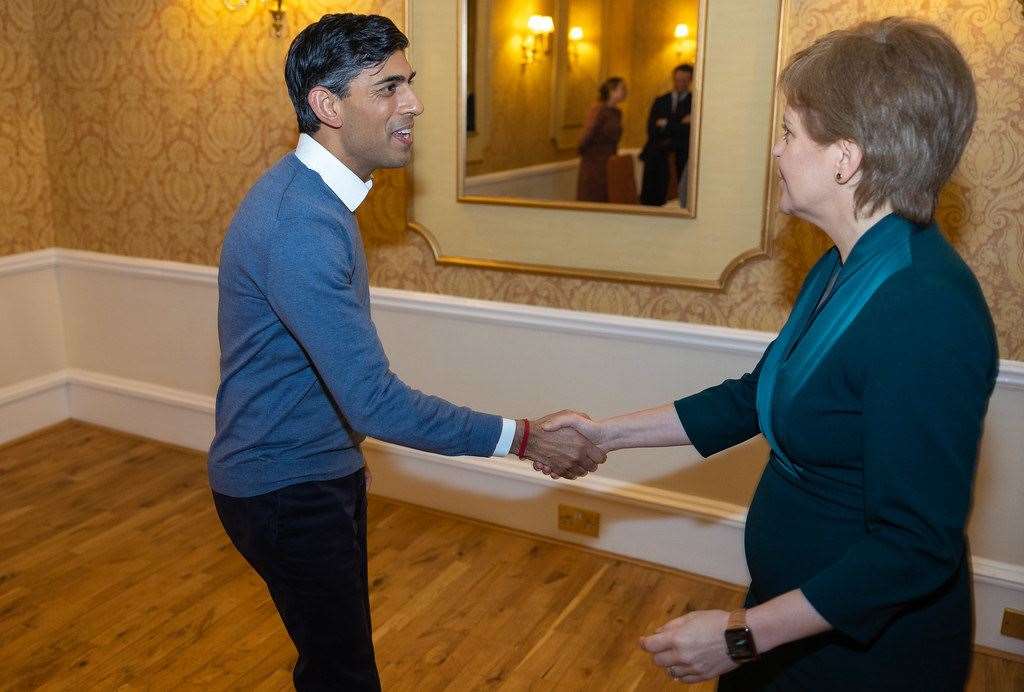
<box><xmin>6</xmin><ymin>0</ymin><xmax>1023</xmax><ymax>361</ymax></box>
<box><xmin>23</xmin><ymin>0</ymin><xmax>406</xmax><ymax>263</ymax></box>
<box><xmin>1</xmin><ymin>3</ymin><xmax>55</xmax><ymax>255</ymax></box>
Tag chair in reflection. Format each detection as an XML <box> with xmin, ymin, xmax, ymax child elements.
<box><xmin>665</xmin><ymin>152</ymin><xmax>680</xmax><ymax>204</ymax></box>
<box><xmin>606</xmin><ymin>154</ymin><xmax>639</xmax><ymax>205</ymax></box>
<box><xmin>635</xmin><ymin>152</ymin><xmax>680</xmax><ymax>206</ymax></box>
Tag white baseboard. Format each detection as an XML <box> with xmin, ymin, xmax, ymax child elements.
<box><xmin>1</xmin><ymin>365</ymin><xmax>1018</xmax><ymax>654</ymax></box>
<box><xmin>66</xmin><ymin>369</ymin><xmax>215</xmax><ymax>451</ymax></box>
<box><xmin>0</xmin><ymin>372</ymin><xmax>69</xmax><ymax>445</ymax></box>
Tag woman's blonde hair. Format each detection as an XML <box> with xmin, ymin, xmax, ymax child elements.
<box><xmin>780</xmin><ymin>17</ymin><xmax>976</xmax><ymax>224</ymax></box>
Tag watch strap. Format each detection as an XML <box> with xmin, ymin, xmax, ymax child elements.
<box><xmin>727</xmin><ymin>609</ymin><xmax>748</xmax><ymax>630</ymax></box>
<box><xmin>724</xmin><ymin>609</ymin><xmax>758</xmax><ymax>662</ymax></box>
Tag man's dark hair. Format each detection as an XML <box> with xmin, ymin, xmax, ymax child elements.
<box><xmin>673</xmin><ymin>63</ymin><xmax>694</xmax><ymax>75</ymax></box>
<box><xmin>285</xmin><ymin>13</ymin><xmax>409</xmax><ymax>134</ymax></box>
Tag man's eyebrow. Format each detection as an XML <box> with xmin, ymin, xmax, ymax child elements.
<box><xmin>372</xmin><ymin>71</ymin><xmax>416</xmax><ymax>86</ymax></box>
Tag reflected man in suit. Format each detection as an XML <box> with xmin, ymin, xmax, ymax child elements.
<box><xmin>639</xmin><ymin>64</ymin><xmax>693</xmax><ymax>206</ymax></box>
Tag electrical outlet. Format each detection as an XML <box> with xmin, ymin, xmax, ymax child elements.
<box><xmin>558</xmin><ymin>504</ymin><xmax>600</xmax><ymax>537</ymax></box>
<box><xmin>1002</xmin><ymin>608</ymin><xmax>1024</xmax><ymax>640</ymax></box>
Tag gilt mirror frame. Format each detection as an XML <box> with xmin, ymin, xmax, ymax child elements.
<box><xmin>407</xmin><ymin>0</ymin><xmax>790</xmax><ymax>289</ymax></box>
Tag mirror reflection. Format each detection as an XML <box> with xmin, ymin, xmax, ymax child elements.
<box><xmin>462</xmin><ymin>0</ymin><xmax>701</xmax><ymax>214</ymax></box>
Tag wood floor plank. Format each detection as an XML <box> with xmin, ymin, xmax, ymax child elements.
<box><xmin>0</xmin><ymin>421</ymin><xmax>1020</xmax><ymax>690</ymax></box>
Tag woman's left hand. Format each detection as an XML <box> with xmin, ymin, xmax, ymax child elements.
<box><xmin>640</xmin><ymin>609</ymin><xmax>739</xmax><ymax>683</ymax></box>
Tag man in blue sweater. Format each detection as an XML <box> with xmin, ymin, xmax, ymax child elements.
<box><xmin>208</xmin><ymin>13</ymin><xmax>604</xmax><ymax>691</ymax></box>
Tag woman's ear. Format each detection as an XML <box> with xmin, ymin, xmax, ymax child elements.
<box><xmin>837</xmin><ymin>138</ymin><xmax>865</xmax><ymax>184</ymax></box>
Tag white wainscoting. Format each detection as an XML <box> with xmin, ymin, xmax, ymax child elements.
<box><xmin>0</xmin><ymin>248</ymin><xmax>1022</xmax><ymax>656</ymax></box>
<box><xmin>0</xmin><ymin>249</ymin><xmax>68</xmax><ymax>441</ymax></box>
<box><xmin>465</xmin><ymin>157</ymin><xmax>580</xmax><ymax>200</ymax></box>
<box><xmin>464</xmin><ymin>148</ymin><xmax>645</xmax><ymax>200</ymax></box>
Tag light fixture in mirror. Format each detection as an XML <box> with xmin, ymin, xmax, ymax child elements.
<box><xmin>568</xmin><ymin>26</ymin><xmax>583</xmax><ymax>63</ymax></box>
<box><xmin>462</xmin><ymin>0</ymin><xmax>704</xmax><ymax>217</ymax></box>
<box><xmin>408</xmin><ymin>0</ymin><xmax>785</xmax><ymax>288</ymax></box>
<box><xmin>522</xmin><ymin>14</ymin><xmax>555</xmax><ymax>64</ymax></box>
<box><xmin>674</xmin><ymin>23</ymin><xmax>696</xmax><ymax>60</ymax></box>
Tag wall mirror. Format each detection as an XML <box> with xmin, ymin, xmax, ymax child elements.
<box><xmin>408</xmin><ymin>0</ymin><xmax>786</xmax><ymax>288</ymax></box>
<box><xmin>462</xmin><ymin>0</ymin><xmax>703</xmax><ymax>216</ymax></box>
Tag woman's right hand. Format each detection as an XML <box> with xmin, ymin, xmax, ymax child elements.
<box><xmin>542</xmin><ymin>404</ymin><xmax>690</xmax><ymax>453</ymax></box>
<box><xmin>541</xmin><ymin>412</ymin><xmax>609</xmax><ymax>451</ymax></box>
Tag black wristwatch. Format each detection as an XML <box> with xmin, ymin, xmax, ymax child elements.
<box><xmin>724</xmin><ymin>609</ymin><xmax>759</xmax><ymax>662</ymax></box>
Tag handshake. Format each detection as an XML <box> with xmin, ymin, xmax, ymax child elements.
<box><xmin>512</xmin><ymin>411</ymin><xmax>607</xmax><ymax>480</ymax></box>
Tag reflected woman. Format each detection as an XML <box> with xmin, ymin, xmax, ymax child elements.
<box><xmin>576</xmin><ymin>77</ymin><xmax>626</xmax><ymax>202</ymax></box>
<box><xmin>545</xmin><ymin>17</ymin><xmax>995</xmax><ymax>690</ymax></box>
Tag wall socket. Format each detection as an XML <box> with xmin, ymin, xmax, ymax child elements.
<box><xmin>558</xmin><ymin>504</ymin><xmax>600</xmax><ymax>537</ymax></box>
<box><xmin>1001</xmin><ymin>608</ymin><xmax>1024</xmax><ymax>640</ymax></box>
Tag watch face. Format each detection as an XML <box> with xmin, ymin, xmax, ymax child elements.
<box><xmin>725</xmin><ymin>627</ymin><xmax>757</xmax><ymax>661</ymax></box>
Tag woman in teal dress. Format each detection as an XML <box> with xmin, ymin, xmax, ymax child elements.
<box><xmin>541</xmin><ymin>18</ymin><xmax>996</xmax><ymax>690</ymax></box>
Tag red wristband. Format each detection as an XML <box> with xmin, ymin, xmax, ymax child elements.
<box><xmin>516</xmin><ymin>419</ymin><xmax>530</xmax><ymax>459</ymax></box>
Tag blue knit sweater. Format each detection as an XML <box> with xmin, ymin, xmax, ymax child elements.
<box><xmin>208</xmin><ymin>154</ymin><xmax>501</xmax><ymax>497</ymax></box>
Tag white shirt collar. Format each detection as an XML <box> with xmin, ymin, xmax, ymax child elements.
<box><xmin>294</xmin><ymin>133</ymin><xmax>373</xmax><ymax>212</ymax></box>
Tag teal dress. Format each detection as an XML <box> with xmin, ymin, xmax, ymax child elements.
<box><xmin>675</xmin><ymin>215</ymin><xmax>998</xmax><ymax>691</ymax></box>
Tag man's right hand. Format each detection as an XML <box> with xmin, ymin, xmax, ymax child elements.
<box><xmin>512</xmin><ymin>411</ymin><xmax>605</xmax><ymax>480</ymax></box>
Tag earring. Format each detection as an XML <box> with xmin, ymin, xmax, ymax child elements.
<box><xmin>835</xmin><ymin>172</ymin><xmax>843</xmax><ymax>183</ymax></box>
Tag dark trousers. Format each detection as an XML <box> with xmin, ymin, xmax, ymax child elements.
<box><xmin>213</xmin><ymin>469</ymin><xmax>380</xmax><ymax>691</ymax></box>
<box><xmin>639</xmin><ymin>149</ymin><xmax>687</xmax><ymax>206</ymax></box>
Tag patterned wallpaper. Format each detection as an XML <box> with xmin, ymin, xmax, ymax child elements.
<box><xmin>23</xmin><ymin>0</ymin><xmax>406</xmax><ymax>263</ymax></box>
<box><xmin>5</xmin><ymin>0</ymin><xmax>1023</xmax><ymax>361</ymax></box>
<box><xmin>1</xmin><ymin>3</ymin><xmax>55</xmax><ymax>255</ymax></box>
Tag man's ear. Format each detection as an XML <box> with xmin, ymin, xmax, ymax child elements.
<box><xmin>307</xmin><ymin>86</ymin><xmax>343</xmax><ymax>129</ymax></box>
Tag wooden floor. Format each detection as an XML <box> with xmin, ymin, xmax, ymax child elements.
<box><xmin>1</xmin><ymin>422</ymin><xmax>1021</xmax><ymax>691</ymax></box>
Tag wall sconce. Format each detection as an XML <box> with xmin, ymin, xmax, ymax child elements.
<box><xmin>568</xmin><ymin>26</ymin><xmax>583</xmax><ymax>64</ymax></box>
<box><xmin>225</xmin><ymin>0</ymin><xmax>287</xmax><ymax>38</ymax></box>
<box><xmin>674</xmin><ymin>23</ymin><xmax>696</xmax><ymax>60</ymax></box>
<box><xmin>521</xmin><ymin>15</ymin><xmax>554</xmax><ymax>65</ymax></box>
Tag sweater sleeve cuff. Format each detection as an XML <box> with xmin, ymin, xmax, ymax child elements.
<box><xmin>467</xmin><ymin>413</ymin><xmax>504</xmax><ymax>458</ymax></box>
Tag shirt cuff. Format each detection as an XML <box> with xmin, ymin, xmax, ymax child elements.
<box><xmin>492</xmin><ymin>418</ymin><xmax>517</xmax><ymax>457</ymax></box>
